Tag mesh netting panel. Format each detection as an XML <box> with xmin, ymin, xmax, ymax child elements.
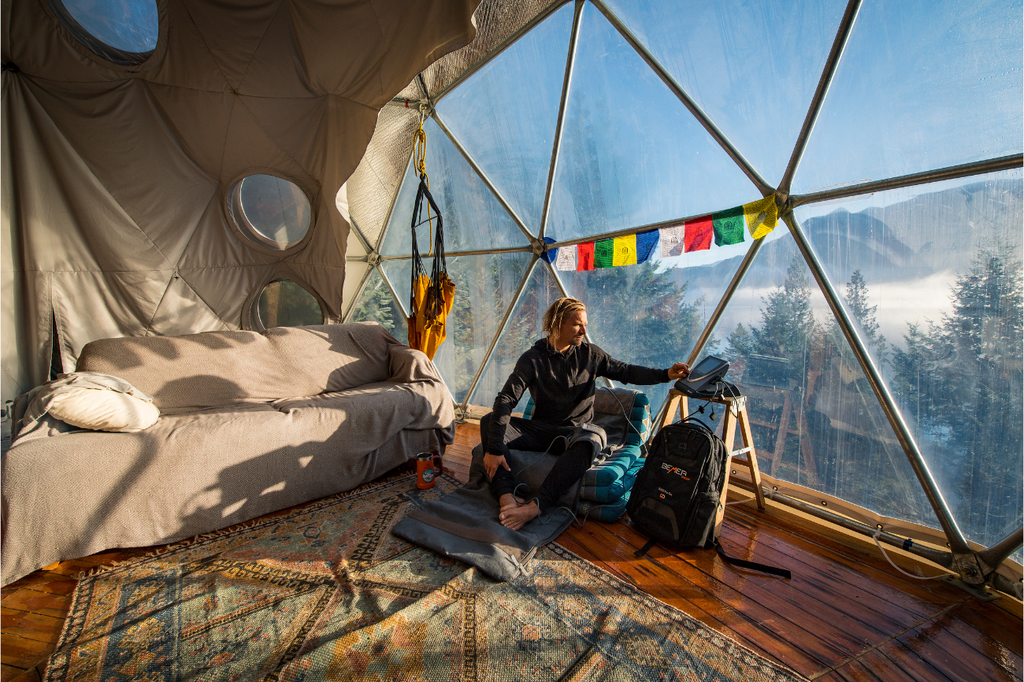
<box><xmin>347</xmin><ymin>105</ymin><xmax>421</xmax><ymax>249</ymax></box>
<box><xmin>422</xmin><ymin>0</ymin><xmax>563</xmax><ymax>99</ymax></box>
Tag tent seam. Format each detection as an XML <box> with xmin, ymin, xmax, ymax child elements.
<box><xmin>177</xmin><ymin>0</ymin><xmax>243</xmax><ymax>93</ymax></box>
<box><xmin>16</xmin><ymin>79</ymin><xmax>178</xmax><ymax>272</ymax></box>
<box><xmin>233</xmin><ymin>0</ymin><xmax>289</xmax><ymax>95</ymax></box>
<box><xmin>234</xmin><ymin>95</ymin><xmax>324</xmax><ymax>180</ymax></box>
<box><xmin>163</xmin><ymin>271</ymin><xmax>231</xmax><ymax>329</ymax></box>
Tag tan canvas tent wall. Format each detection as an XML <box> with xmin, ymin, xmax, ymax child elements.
<box><xmin>1</xmin><ymin>0</ymin><xmax>480</xmax><ymax>402</ymax></box>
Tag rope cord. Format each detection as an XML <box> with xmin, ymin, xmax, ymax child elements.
<box><xmin>605</xmin><ymin>390</ymin><xmax>649</xmax><ymax>459</ymax></box>
<box><xmin>411</xmin><ymin>120</ymin><xmax>434</xmax><ymax>256</ymax></box>
<box><xmin>409</xmin><ymin>118</ymin><xmax>448</xmax><ymax>320</ymax></box>
<box><xmin>871</xmin><ymin>530</ymin><xmax>953</xmax><ymax>580</ymax></box>
<box><xmin>412</xmin><ymin>118</ymin><xmax>429</xmax><ymax>185</ymax></box>
<box><xmin>683</xmin><ymin>380</ymin><xmax>727</xmax><ymax>422</ymax></box>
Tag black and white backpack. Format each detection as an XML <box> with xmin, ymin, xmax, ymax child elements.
<box><xmin>626</xmin><ymin>417</ymin><xmax>790</xmax><ymax>578</ymax></box>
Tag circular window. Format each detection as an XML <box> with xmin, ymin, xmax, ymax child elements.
<box><xmin>229</xmin><ymin>175</ymin><xmax>312</xmax><ymax>250</ymax></box>
<box><xmin>253</xmin><ymin>280</ymin><xmax>324</xmax><ymax>330</ymax></box>
<box><xmin>51</xmin><ymin>0</ymin><xmax>159</xmax><ymax>66</ymax></box>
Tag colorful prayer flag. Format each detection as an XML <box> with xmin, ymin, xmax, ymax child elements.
<box><xmin>713</xmin><ymin>206</ymin><xmax>745</xmax><ymax>246</ymax></box>
<box><xmin>554</xmin><ymin>245</ymin><xmax>576</xmax><ymax>271</ymax></box>
<box><xmin>611</xmin><ymin>235</ymin><xmax>636</xmax><ymax>266</ymax></box>
<box><xmin>540</xmin><ymin>237</ymin><xmax>558</xmax><ymax>264</ymax></box>
<box><xmin>685</xmin><ymin>215</ymin><xmax>714</xmax><ymax>252</ymax></box>
<box><xmin>594</xmin><ymin>239</ymin><xmax>614</xmax><ymax>268</ymax></box>
<box><xmin>577</xmin><ymin>242</ymin><xmax>596</xmax><ymax>271</ymax></box>
<box><xmin>635</xmin><ymin>230</ymin><xmax>659</xmax><ymax>264</ymax></box>
<box><xmin>660</xmin><ymin>224</ymin><xmax>685</xmax><ymax>257</ymax></box>
<box><xmin>552</xmin><ymin>230</ymin><xmax>660</xmax><ymax>272</ymax></box>
<box><xmin>743</xmin><ymin>195</ymin><xmax>778</xmax><ymax>239</ymax></box>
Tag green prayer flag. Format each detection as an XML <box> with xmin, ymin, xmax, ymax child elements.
<box><xmin>712</xmin><ymin>206</ymin><xmax>746</xmax><ymax>246</ymax></box>
<box><xmin>594</xmin><ymin>239</ymin><xmax>614</xmax><ymax>267</ymax></box>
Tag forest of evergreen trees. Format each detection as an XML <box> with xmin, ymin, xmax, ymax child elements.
<box><xmin>724</xmin><ymin>249</ymin><xmax>1022</xmax><ymax>551</ymax></box>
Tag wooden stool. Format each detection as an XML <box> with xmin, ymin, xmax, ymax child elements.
<box><xmin>659</xmin><ymin>388</ymin><xmax>766</xmax><ymax>535</ymax></box>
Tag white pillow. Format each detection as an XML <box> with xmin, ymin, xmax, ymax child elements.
<box><xmin>37</xmin><ymin>372</ymin><xmax>160</xmax><ymax>433</ymax></box>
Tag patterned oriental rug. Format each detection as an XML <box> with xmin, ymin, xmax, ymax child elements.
<box><xmin>46</xmin><ymin>472</ymin><xmax>805</xmax><ymax>682</ymax></box>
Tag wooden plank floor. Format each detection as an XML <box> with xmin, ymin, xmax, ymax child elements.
<box><xmin>3</xmin><ymin>421</ymin><xmax>1021</xmax><ymax>681</ymax></box>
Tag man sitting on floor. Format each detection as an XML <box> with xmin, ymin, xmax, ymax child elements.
<box><xmin>481</xmin><ymin>297</ymin><xmax>690</xmax><ymax>530</ymax></box>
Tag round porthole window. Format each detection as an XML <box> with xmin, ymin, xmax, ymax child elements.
<box><xmin>253</xmin><ymin>280</ymin><xmax>324</xmax><ymax>331</ymax></box>
<box><xmin>229</xmin><ymin>174</ymin><xmax>312</xmax><ymax>251</ymax></box>
<box><xmin>51</xmin><ymin>0</ymin><xmax>159</xmax><ymax>66</ymax></box>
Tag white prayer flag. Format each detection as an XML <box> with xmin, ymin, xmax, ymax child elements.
<box><xmin>555</xmin><ymin>244</ymin><xmax>577</xmax><ymax>271</ymax></box>
<box><xmin>660</xmin><ymin>224</ymin><xmax>685</xmax><ymax>257</ymax></box>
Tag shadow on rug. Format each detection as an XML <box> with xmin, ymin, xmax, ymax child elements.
<box><xmin>46</xmin><ymin>472</ymin><xmax>805</xmax><ymax>681</ymax></box>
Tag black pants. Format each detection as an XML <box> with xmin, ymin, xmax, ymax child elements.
<box><xmin>479</xmin><ymin>412</ymin><xmax>596</xmax><ymax>513</ymax></box>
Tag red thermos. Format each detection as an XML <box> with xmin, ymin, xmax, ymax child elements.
<box><xmin>416</xmin><ymin>452</ymin><xmax>443</xmax><ymax>489</ymax></box>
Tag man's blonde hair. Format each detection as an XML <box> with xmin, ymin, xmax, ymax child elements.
<box><xmin>542</xmin><ymin>297</ymin><xmax>586</xmax><ymax>341</ymax></box>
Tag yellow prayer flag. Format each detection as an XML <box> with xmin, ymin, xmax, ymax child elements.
<box><xmin>744</xmin><ymin>196</ymin><xmax>778</xmax><ymax>240</ymax></box>
<box><xmin>611</xmin><ymin>234</ymin><xmax>637</xmax><ymax>266</ymax></box>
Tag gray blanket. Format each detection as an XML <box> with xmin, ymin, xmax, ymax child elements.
<box><xmin>393</xmin><ymin>426</ymin><xmax>606</xmax><ymax>581</ymax></box>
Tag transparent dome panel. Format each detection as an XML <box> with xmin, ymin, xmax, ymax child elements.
<box><xmin>435</xmin><ymin>3</ymin><xmax>572</xmax><ymax>232</ymax></box>
<box><xmin>720</xmin><ymin>225</ymin><xmax>948</xmax><ymax>530</ymax></box>
<box><xmin>53</xmin><ymin>0</ymin><xmax>159</xmax><ymax>62</ymax></box>
<box><xmin>632</xmin><ymin>227</ymin><xmax>782</xmax><ymax>413</ymax></box>
<box><xmin>349</xmin><ymin>268</ymin><xmax>408</xmax><ymax>345</ymax></box>
<box><xmin>793</xmin><ymin>0</ymin><xmax>1024</xmax><ymax>194</ymax></box>
<box><xmin>547</xmin><ymin>2</ymin><xmax>756</xmax><ymax>243</ymax></box>
<box><xmin>468</xmin><ymin>263</ymin><xmax>563</xmax><ymax>413</ymax></box>
<box><xmin>232</xmin><ymin>174</ymin><xmax>311</xmax><ymax>249</ymax></box>
<box><xmin>381</xmin><ymin>258</ymin><xmax>413</xmax><ymax>325</ymax></box>
<box><xmin>793</xmin><ymin>170</ymin><xmax>1023</xmax><ymax>555</ymax></box>
<box><xmin>427</xmin><ymin>252</ymin><xmax>533</xmax><ymax>404</ymax></box>
<box><xmin>603</xmin><ymin>0</ymin><xmax>847</xmax><ymax>187</ymax></box>
<box><xmin>255</xmin><ymin>280</ymin><xmax>323</xmax><ymax>330</ymax></box>
<box><xmin>381</xmin><ymin>119</ymin><xmax>529</xmax><ymax>256</ymax></box>
<box><xmin>559</xmin><ymin>258</ymin><xmax>719</xmax><ymax>413</ymax></box>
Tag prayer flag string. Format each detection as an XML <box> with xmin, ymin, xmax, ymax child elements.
<box><xmin>549</xmin><ymin>197</ymin><xmax>778</xmax><ymax>271</ymax></box>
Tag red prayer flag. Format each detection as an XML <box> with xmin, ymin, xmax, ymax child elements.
<box><xmin>577</xmin><ymin>242</ymin><xmax>596</xmax><ymax>271</ymax></box>
<box><xmin>684</xmin><ymin>216</ymin><xmax>713</xmax><ymax>252</ymax></box>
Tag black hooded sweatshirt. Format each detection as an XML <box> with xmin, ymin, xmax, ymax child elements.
<box><xmin>485</xmin><ymin>338</ymin><xmax>669</xmax><ymax>454</ymax></box>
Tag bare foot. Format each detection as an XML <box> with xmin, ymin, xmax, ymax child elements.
<box><xmin>498</xmin><ymin>493</ymin><xmax>524</xmax><ymax>509</ymax></box>
<box><xmin>499</xmin><ymin>498</ymin><xmax>539</xmax><ymax>531</ymax></box>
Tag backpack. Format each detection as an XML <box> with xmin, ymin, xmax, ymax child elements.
<box><xmin>626</xmin><ymin>418</ymin><xmax>726</xmax><ymax>551</ymax></box>
<box><xmin>626</xmin><ymin>418</ymin><xmax>790</xmax><ymax>578</ymax></box>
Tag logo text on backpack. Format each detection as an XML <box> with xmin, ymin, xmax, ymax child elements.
<box><xmin>660</xmin><ymin>462</ymin><xmax>689</xmax><ymax>479</ymax></box>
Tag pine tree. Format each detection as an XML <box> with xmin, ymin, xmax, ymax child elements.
<box><xmin>890</xmin><ymin>247</ymin><xmax>1023</xmax><ymax>546</ymax></box>
<box><xmin>350</xmin><ymin>272</ymin><xmax>404</xmax><ymax>339</ymax></box>
<box><xmin>726</xmin><ymin>322</ymin><xmax>755</xmax><ymax>359</ymax></box>
<box><xmin>750</xmin><ymin>254</ymin><xmax>817</xmax><ymax>381</ymax></box>
<box><xmin>842</xmin><ymin>270</ymin><xmax>888</xmax><ymax>367</ymax></box>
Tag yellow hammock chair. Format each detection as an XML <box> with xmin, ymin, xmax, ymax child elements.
<box><xmin>407</xmin><ymin>173</ymin><xmax>454</xmax><ymax>361</ymax></box>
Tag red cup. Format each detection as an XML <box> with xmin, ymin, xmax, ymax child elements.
<box><xmin>416</xmin><ymin>452</ymin><xmax>443</xmax><ymax>489</ymax></box>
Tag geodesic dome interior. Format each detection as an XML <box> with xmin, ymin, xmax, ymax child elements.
<box><xmin>341</xmin><ymin>0</ymin><xmax>1023</xmax><ymax>566</ymax></box>
<box><xmin>2</xmin><ymin>0</ymin><xmax>1021</xmax><ymax>577</ymax></box>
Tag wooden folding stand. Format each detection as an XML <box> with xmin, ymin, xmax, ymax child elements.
<box><xmin>659</xmin><ymin>388</ymin><xmax>766</xmax><ymax>536</ymax></box>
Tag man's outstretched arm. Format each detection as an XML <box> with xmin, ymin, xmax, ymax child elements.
<box><xmin>668</xmin><ymin>362</ymin><xmax>690</xmax><ymax>381</ymax></box>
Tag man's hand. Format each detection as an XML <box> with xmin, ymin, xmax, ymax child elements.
<box><xmin>668</xmin><ymin>362</ymin><xmax>690</xmax><ymax>381</ymax></box>
<box><xmin>483</xmin><ymin>452</ymin><xmax>511</xmax><ymax>480</ymax></box>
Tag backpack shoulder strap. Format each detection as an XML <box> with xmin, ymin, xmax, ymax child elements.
<box><xmin>712</xmin><ymin>538</ymin><xmax>791</xmax><ymax>579</ymax></box>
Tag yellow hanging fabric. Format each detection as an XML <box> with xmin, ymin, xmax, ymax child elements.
<box><xmin>407</xmin><ymin>121</ymin><xmax>454</xmax><ymax>360</ymax></box>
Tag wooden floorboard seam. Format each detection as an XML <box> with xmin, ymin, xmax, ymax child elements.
<box><xmin>806</xmin><ymin>600</ymin><xmax>969</xmax><ymax>682</ymax></box>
